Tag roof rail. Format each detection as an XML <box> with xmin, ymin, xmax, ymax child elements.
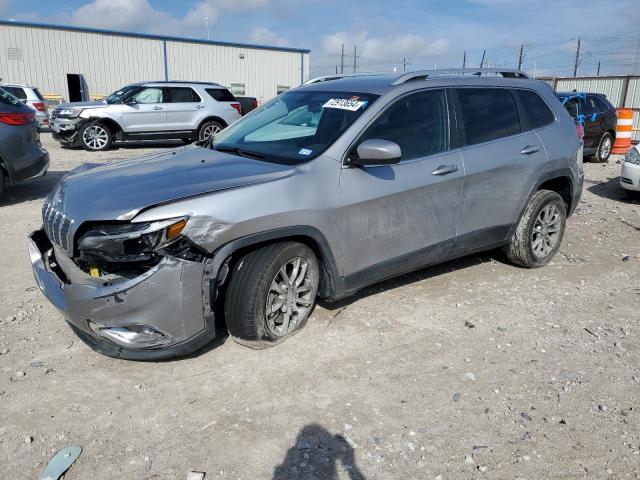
<box><xmin>390</xmin><ymin>68</ymin><xmax>529</xmax><ymax>85</ymax></box>
<box><xmin>304</xmin><ymin>73</ymin><xmax>388</xmax><ymax>85</ymax></box>
<box><xmin>143</xmin><ymin>80</ymin><xmax>223</xmax><ymax>86</ymax></box>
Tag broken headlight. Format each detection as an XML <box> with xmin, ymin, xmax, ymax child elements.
<box><xmin>77</xmin><ymin>218</ymin><xmax>187</xmax><ymax>271</ymax></box>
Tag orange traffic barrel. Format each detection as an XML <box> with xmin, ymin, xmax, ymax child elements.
<box><xmin>612</xmin><ymin>108</ymin><xmax>633</xmax><ymax>155</ymax></box>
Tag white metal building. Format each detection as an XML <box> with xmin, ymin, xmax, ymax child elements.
<box><xmin>0</xmin><ymin>20</ymin><xmax>310</xmax><ymax>104</ymax></box>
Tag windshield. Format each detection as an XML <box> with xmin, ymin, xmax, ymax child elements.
<box><xmin>104</xmin><ymin>85</ymin><xmax>139</xmax><ymax>104</ymax></box>
<box><xmin>212</xmin><ymin>90</ymin><xmax>379</xmax><ymax>164</ymax></box>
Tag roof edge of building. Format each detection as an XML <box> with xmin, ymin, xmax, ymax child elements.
<box><xmin>0</xmin><ymin>19</ymin><xmax>311</xmax><ymax>54</ymax></box>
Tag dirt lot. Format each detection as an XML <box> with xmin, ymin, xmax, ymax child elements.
<box><xmin>0</xmin><ymin>133</ymin><xmax>639</xmax><ymax>479</ymax></box>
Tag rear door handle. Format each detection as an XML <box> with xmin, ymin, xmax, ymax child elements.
<box><xmin>153</xmin><ymin>106</ymin><xmax>163</xmax><ymax>111</ymax></box>
<box><xmin>521</xmin><ymin>145</ymin><xmax>540</xmax><ymax>155</ymax></box>
<box><xmin>196</xmin><ymin>104</ymin><xmax>206</xmax><ymax>109</ymax></box>
<box><xmin>431</xmin><ymin>165</ymin><xmax>459</xmax><ymax>176</ymax></box>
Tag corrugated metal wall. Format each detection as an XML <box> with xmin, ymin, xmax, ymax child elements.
<box><xmin>545</xmin><ymin>75</ymin><xmax>640</xmax><ymax>141</ymax></box>
<box><xmin>0</xmin><ymin>23</ymin><xmax>308</xmax><ymax>104</ymax></box>
<box><xmin>167</xmin><ymin>41</ymin><xmax>308</xmax><ymax>103</ymax></box>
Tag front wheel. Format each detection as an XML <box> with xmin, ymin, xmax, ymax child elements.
<box><xmin>224</xmin><ymin>242</ymin><xmax>320</xmax><ymax>348</ymax></box>
<box><xmin>79</xmin><ymin>122</ymin><xmax>112</xmax><ymax>151</ymax></box>
<box><xmin>504</xmin><ymin>190</ymin><xmax>567</xmax><ymax>268</ymax></box>
<box><xmin>593</xmin><ymin>131</ymin><xmax>613</xmax><ymax>163</ymax></box>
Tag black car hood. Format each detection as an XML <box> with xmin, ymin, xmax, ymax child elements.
<box><xmin>51</xmin><ymin>147</ymin><xmax>295</xmax><ymax>223</ymax></box>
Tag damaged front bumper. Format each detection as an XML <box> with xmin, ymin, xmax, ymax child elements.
<box><xmin>50</xmin><ymin>117</ymin><xmax>83</xmax><ymax>146</ymax></box>
<box><xmin>28</xmin><ymin>229</ymin><xmax>218</xmax><ymax>360</ymax></box>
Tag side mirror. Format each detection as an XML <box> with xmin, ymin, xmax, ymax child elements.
<box><xmin>124</xmin><ymin>97</ymin><xmax>137</xmax><ymax>105</ymax></box>
<box><xmin>350</xmin><ymin>139</ymin><xmax>401</xmax><ymax>166</ymax></box>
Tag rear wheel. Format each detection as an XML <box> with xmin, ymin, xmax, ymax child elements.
<box><xmin>79</xmin><ymin>122</ymin><xmax>112</xmax><ymax>151</ymax></box>
<box><xmin>505</xmin><ymin>189</ymin><xmax>567</xmax><ymax>268</ymax></box>
<box><xmin>198</xmin><ymin>120</ymin><xmax>224</xmax><ymax>142</ymax></box>
<box><xmin>593</xmin><ymin>131</ymin><xmax>613</xmax><ymax>163</ymax></box>
<box><xmin>224</xmin><ymin>242</ymin><xmax>320</xmax><ymax>348</ymax></box>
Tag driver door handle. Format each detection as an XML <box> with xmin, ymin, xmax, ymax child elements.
<box><xmin>521</xmin><ymin>145</ymin><xmax>540</xmax><ymax>155</ymax></box>
<box><xmin>431</xmin><ymin>165</ymin><xmax>458</xmax><ymax>176</ymax></box>
<box><xmin>153</xmin><ymin>106</ymin><xmax>163</xmax><ymax>111</ymax></box>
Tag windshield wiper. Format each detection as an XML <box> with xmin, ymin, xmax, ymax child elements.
<box><xmin>215</xmin><ymin>145</ymin><xmax>265</xmax><ymax>160</ymax></box>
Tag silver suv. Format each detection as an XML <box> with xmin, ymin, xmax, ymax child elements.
<box><xmin>29</xmin><ymin>69</ymin><xmax>584</xmax><ymax>360</ymax></box>
<box><xmin>50</xmin><ymin>81</ymin><xmax>242</xmax><ymax>151</ymax></box>
<box><xmin>0</xmin><ymin>83</ymin><xmax>50</xmax><ymax>129</ymax></box>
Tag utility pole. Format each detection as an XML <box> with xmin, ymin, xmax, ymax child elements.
<box><xmin>518</xmin><ymin>44</ymin><xmax>524</xmax><ymax>70</ymax></box>
<box><xmin>463</xmin><ymin>51</ymin><xmax>466</xmax><ymax>68</ymax></box>
<box><xmin>353</xmin><ymin>45</ymin><xmax>357</xmax><ymax>73</ymax></box>
<box><xmin>205</xmin><ymin>15</ymin><xmax>210</xmax><ymax>40</ymax></box>
<box><xmin>480</xmin><ymin>50</ymin><xmax>486</xmax><ymax>68</ymax></box>
<box><xmin>573</xmin><ymin>37</ymin><xmax>581</xmax><ymax>77</ymax></box>
<box><xmin>340</xmin><ymin>44</ymin><xmax>344</xmax><ymax>74</ymax></box>
<box><xmin>402</xmin><ymin>57</ymin><xmax>409</xmax><ymax>72</ymax></box>
<box><xmin>597</xmin><ymin>61</ymin><xmax>601</xmax><ymax>76</ymax></box>
<box><xmin>335</xmin><ymin>65</ymin><xmax>338</xmax><ymax>74</ymax></box>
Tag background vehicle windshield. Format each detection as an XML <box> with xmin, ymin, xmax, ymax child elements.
<box><xmin>104</xmin><ymin>85</ymin><xmax>139</xmax><ymax>104</ymax></box>
<box><xmin>212</xmin><ymin>90</ymin><xmax>379</xmax><ymax>164</ymax></box>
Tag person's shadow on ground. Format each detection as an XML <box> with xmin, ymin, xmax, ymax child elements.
<box><xmin>273</xmin><ymin>424</ymin><xmax>366</xmax><ymax>480</ymax></box>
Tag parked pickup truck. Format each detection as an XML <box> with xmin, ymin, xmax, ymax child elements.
<box><xmin>235</xmin><ymin>96</ymin><xmax>258</xmax><ymax>115</ymax></box>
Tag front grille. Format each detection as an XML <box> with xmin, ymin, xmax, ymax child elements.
<box><xmin>42</xmin><ymin>201</ymin><xmax>74</xmax><ymax>252</ymax></box>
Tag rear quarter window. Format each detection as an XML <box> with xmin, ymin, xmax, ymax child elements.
<box><xmin>515</xmin><ymin>89</ymin><xmax>555</xmax><ymax>130</ymax></box>
<box><xmin>2</xmin><ymin>86</ymin><xmax>27</xmax><ymax>100</ymax></box>
<box><xmin>0</xmin><ymin>87</ymin><xmax>23</xmax><ymax>106</ymax></box>
<box><xmin>457</xmin><ymin>88</ymin><xmax>521</xmax><ymax>145</ymax></box>
<box><xmin>206</xmin><ymin>88</ymin><xmax>236</xmax><ymax>102</ymax></box>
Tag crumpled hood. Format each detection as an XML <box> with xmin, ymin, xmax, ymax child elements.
<box><xmin>55</xmin><ymin>100</ymin><xmax>107</xmax><ymax>110</ymax></box>
<box><xmin>50</xmin><ymin>147</ymin><xmax>295</xmax><ymax>224</ymax></box>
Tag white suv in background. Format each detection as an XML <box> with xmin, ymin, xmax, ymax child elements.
<box><xmin>50</xmin><ymin>81</ymin><xmax>242</xmax><ymax>151</ymax></box>
<box><xmin>0</xmin><ymin>83</ymin><xmax>50</xmax><ymax>129</ymax></box>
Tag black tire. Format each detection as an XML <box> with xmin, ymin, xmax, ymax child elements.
<box><xmin>198</xmin><ymin>120</ymin><xmax>224</xmax><ymax>141</ymax></box>
<box><xmin>593</xmin><ymin>131</ymin><xmax>613</xmax><ymax>163</ymax></box>
<box><xmin>504</xmin><ymin>189</ymin><xmax>567</xmax><ymax>268</ymax></box>
<box><xmin>224</xmin><ymin>242</ymin><xmax>320</xmax><ymax>349</ymax></box>
<box><xmin>79</xmin><ymin>122</ymin><xmax>112</xmax><ymax>151</ymax></box>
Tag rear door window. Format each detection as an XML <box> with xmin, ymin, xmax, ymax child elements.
<box><xmin>582</xmin><ymin>96</ymin><xmax>598</xmax><ymax>116</ymax></box>
<box><xmin>515</xmin><ymin>89</ymin><xmax>555</xmax><ymax>130</ymax></box>
<box><xmin>359</xmin><ymin>89</ymin><xmax>449</xmax><ymax>161</ymax></box>
<box><xmin>164</xmin><ymin>87</ymin><xmax>201</xmax><ymax>103</ymax></box>
<box><xmin>457</xmin><ymin>88</ymin><xmax>521</xmax><ymax>145</ymax></box>
<box><xmin>206</xmin><ymin>88</ymin><xmax>236</xmax><ymax>102</ymax></box>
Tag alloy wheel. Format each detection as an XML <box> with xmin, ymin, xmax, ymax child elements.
<box><xmin>265</xmin><ymin>257</ymin><xmax>314</xmax><ymax>337</ymax></box>
<box><xmin>83</xmin><ymin>125</ymin><xmax>109</xmax><ymax>150</ymax></box>
<box><xmin>531</xmin><ymin>204</ymin><xmax>562</xmax><ymax>258</ymax></box>
<box><xmin>201</xmin><ymin>123</ymin><xmax>222</xmax><ymax>140</ymax></box>
<box><xmin>600</xmin><ymin>136</ymin><xmax>612</xmax><ymax>159</ymax></box>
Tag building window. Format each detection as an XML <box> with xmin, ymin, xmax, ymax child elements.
<box><xmin>277</xmin><ymin>85</ymin><xmax>290</xmax><ymax>95</ymax></box>
<box><xmin>230</xmin><ymin>83</ymin><xmax>246</xmax><ymax>96</ymax></box>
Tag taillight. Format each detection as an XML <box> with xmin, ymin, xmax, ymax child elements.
<box><xmin>231</xmin><ymin>103</ymin><xmax>241</xmax><ymax>115</ymax></box>
<box><xmin>32</xmin><ymin>102</ymin><xmax>47</xmax><ymax>112</ymax></box>
<box><xmin>252</xmin><ymin>99</ymin><xmax>258</xmax><ymax>109</ymax></box>
<box><xmin>0</xmin><ymin>112</ymin><xmax>36</xmax><ymax>125</ymax></box>
<box><xmin>576</xmin><ymin>123</ymin><xmax>584</xmax><ymax>139</ymax></box>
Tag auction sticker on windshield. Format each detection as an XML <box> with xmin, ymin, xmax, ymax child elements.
<box><xmin>323</xmin><ymin>98</ymin><xmax>367</xmax><ymax>111</ymax></box>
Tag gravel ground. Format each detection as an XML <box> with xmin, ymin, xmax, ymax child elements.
<box><xmin>0</xmin><ymin>133</ymin><xmax>639</xmax><ymax>479</ymax></box>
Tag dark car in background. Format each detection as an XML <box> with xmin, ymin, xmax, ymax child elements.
<box><xmin>558</xmin><ymin>92</ymin><xmax>617</xmax><ymax>162</ymax></box>
<box><xmin>0</xmin><ymin>88</ymin><xmax>49</xmax><ymax>196</ymax></box>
